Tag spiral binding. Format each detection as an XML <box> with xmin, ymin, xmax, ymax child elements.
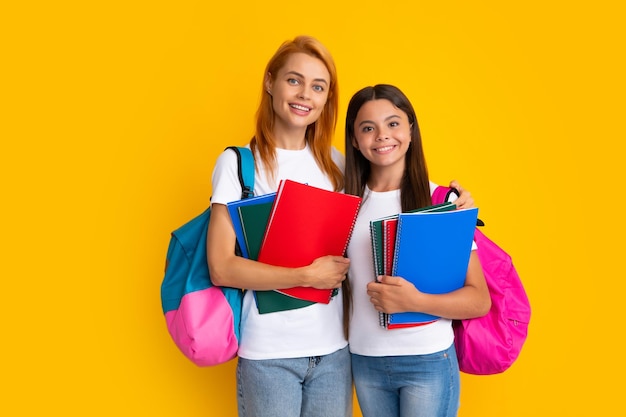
<box><xmin>386</xmin><ymin>217</ymin><xmax>404</xmax><ymax>326</ymax></box>
<box><xmin>370</xmin><ymin>220</ymin><xmax>388</xmax><ymax>328</ymax></box>
<box><xmin>343</xmin><ymin>199</ymin><xmax>362</xmax><ymax>256</ymax></box>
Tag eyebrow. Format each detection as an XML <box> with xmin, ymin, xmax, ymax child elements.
<box><xmin>285</xmin><ymin>71</ymin><xmax>329</xmax><ymax>85</ymax></box>
<box><xmin>358</xmin><ymin>114</ymin><xmax>402</xmax><ymax>127</ymax></box>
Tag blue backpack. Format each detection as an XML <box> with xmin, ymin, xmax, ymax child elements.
<box><xmin>161</xmin><ymin>146</ymin><xmax>254</xmax><ymax>366</ymax></box>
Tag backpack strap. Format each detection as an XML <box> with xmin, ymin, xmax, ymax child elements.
<box><xmin>225</xmin><ymin>146</ymin><xmax>255</xmax><ymax>199</ymax></box>
<box><xmin>433</xmin><ymin>185</ymin><xmax>485</xmax><ymax>227</ymax></box>
<box><xmin>432</xmin><ymin>186</ymin><xmax>457</xmax><ymax>205</ymax></box>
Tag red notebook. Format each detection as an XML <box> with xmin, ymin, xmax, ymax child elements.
<box><xmin>382</xmin><ymin>216</ymin><xmax>436</xmax><ymax>329</ymax></box>
<box><xmin>257</xmin><ymin>179</ymin><xmax>362</xmax><ymax>303</ymax></box>
<box><xmin>382</xmin><ymin>218</ymin><xmax>397</xmax><ymax>276</ymax></box>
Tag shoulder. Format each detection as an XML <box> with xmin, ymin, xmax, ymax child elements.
<box><xmin>214</xmin><ymin>146</ymin><xmax>251</xmax><ymax>173</ymax></box>
<box><xmin>429</xmin><ymin>181</ymin><xmax>458</xmax><ymax>204</ymax></box>
<box><xmin>211</xmin><ymin>145</ymin><xmax>251</xmax><ymax>204</ymax></box>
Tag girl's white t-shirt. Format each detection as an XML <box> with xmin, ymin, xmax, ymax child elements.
<box><xmin>347</xmin><ymin>183</ymin><xmax>470</xmax><ymax>357</ymax></box>
<box><xmin>211</xmin><ymin>144</ymin><xmax>347</xmax><ymax>360</ymax></box>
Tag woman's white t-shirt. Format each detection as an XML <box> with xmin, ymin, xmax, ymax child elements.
<box><xmin>211</xmin><ymin>144</ymin><xmax>347</xmax><ymax>360</ymax></box>
<box><xmin>347</xmin><ymin>183</ymin><xmax>472</xmax><ymax>357</ymax></box>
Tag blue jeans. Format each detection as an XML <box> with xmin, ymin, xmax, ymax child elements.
<box><xmin>351</xmin><ymin>344</ymin><xmax>460</xmax><ymax>417</ymax></box>
<box><xmin>236</xmin><ymin>346</ymin><xmax>352</xmax><ymax>417</ymax></box>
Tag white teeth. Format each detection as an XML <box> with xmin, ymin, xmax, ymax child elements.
<box><xmin>290</xmin><ymin>104</ymin><xmax>310</xmax><ymax>112</ymax></box>
<box><xmin>376</xmin><ymin>146</ymin><xmax>394</xmax><ymax>152</ymax></box>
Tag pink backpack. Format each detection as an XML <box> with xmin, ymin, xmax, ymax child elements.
<box><xmin>160</xmin><ymin>147</ymin><xmax>253</xmax><ymax>366</ymax></box>
<box><xmin>433</xmin><ymin>186</ymin><xmax>531</xmax><ymax>375</ymax></box>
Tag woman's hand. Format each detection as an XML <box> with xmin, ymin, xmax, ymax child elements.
<box><xmin>302</xmin><ymin>255</ymin><xmax>350</xmax><ymax>289</ymax></box>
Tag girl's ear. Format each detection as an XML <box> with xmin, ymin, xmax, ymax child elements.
<box><xmin>351</xmin><ymin>137</ymin><xmax>359</xmax><ymax>150</ymax></box>
<box><xmin>264</xmin><ymin>72</ymin><xmax>273</xmax><ymax>95</ymax></box>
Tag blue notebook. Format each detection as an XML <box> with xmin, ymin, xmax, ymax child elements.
<box><xmin>388</xmin><ymin>207</ymin><xmax>478</xmax><ymax>325</ymax></box>
<box><xmin>227</xmin><ymin>192</ymin><xmax>276</xmax><ymax>259</ymax></box>
<box><xmin>369</xmin><ymin>202</ymin><xmax>457</xmax><ymax>328</ymax></box>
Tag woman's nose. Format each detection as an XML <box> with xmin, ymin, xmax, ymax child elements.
<box><xmin>297</xmin><ymin>86</ymin><xmax>308</xmax><ymax>100</ymax></box>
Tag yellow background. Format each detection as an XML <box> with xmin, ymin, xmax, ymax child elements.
<box><xmin>2</xmin><ymin>1</ymin><xmax>624</xmax><ymax>415</ymax></box>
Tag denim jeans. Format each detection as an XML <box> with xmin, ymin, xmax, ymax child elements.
<box><xmin>351</xmin><ymin>344</ymin><xmax>460</xmax><ymax>417</ymax></box>
<box><xmin>236</xmin><ymin>346</ymin><xmax>352</xmax><ymax>417</ymax></box>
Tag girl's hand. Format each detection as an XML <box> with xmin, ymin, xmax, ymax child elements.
<box><xmin>449</xmin><ymin>180</ymin><xmax>475</xmax><ymax>209</ymax></box>
<box><xmin>366</xmin><ymin>276</ymin><xmax>420</xmax><ymax>314</ymax></box>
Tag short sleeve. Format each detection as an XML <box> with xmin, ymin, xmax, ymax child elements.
<box><xmin>210</xmin><ymin>147</ymin><xmax>247</xmax><ymax>205</ymax></box>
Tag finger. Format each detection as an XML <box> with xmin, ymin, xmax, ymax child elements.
<box><xmin>379</xmin><ymin>275</ymin><xmax>403</xmax><ymax>286</ymax></box>
<box><xmin>336</xmin><ymin>256</ymin><xmax>351</xmax><ymax>264</ymax></box>
<box><xmin>459</xmin><ymin>195</ymin><xmax>474</xmax><ymax>209</ymax></box>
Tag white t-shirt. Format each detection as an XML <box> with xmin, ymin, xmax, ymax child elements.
<box><xmin>211</xmin><ymin>143</ymin><xmax>347</xmax><ymax>360</ymax></box>
<box><xmin>347</xmin><ymin>182</ymin><xmax>473</xmax><ymax>357</ymax></box>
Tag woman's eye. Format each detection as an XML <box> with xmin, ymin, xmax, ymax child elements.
<box><xmin>313</xmin><ymin>85</ymin><xmax>324</xmax><ymax>92</ymax></box>
<box><xmin>287</xmin><ymin>78</ymin><xmax>299</xmax><ymax>85</ymax></box>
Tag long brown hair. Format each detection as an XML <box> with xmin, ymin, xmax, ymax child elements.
<box><xmin>344</xmin><ymin>84</ymin><xmax>431</xmax><ymax>210</ymax></box>
<box><xmin>251</xmin><ymin>35</ymin><xmax>343</xmax><ymax>191</ymax></box>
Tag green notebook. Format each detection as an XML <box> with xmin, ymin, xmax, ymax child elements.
<box><xmin>238</xmin><ymin>202</ymin><xmax>315</xmax><ymax>314</ymax></box>
<box><xmin>238</xmin><ymin>202</ymin><xmax>273</xmax><ymax>260</ymax></box>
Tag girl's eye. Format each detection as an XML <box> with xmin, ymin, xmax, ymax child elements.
<box><xmin>361</xmin><ymin>126</ymin><xmax>374</xmax><ymax>133</ymax></box>
<box><xmin>312</xmin><ymin>85</ymin><xmax>324</xmax><ymax>93</ymax></box>
<box><xmin>288</xmin><ymin>78</ymin><xmax>300</xmax><ymax>85</ymax></box>
<box><xmin>389</xmin><ymin>121</ymin><xmax>399</xmax><ymax>128</ymax></box>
